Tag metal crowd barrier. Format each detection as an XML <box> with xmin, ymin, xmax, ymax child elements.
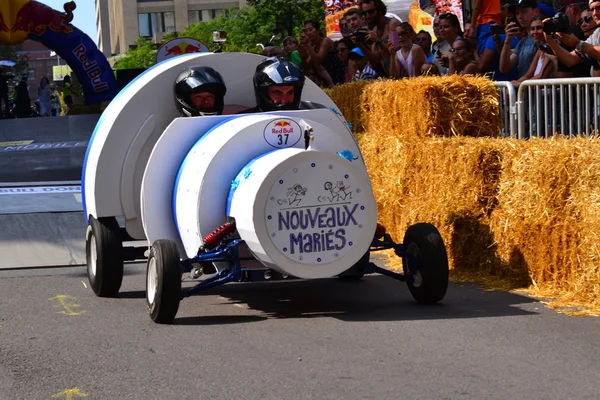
<box><xmin>494</xmin><ymin>81</ymin><xmax>518</xmax><ymax>137</ymax></box>
<box><xmin>495</xmin><ymin>78</ymin><xmax>600</xmax><ymax>139</ymax></box>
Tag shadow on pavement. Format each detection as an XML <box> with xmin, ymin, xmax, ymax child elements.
<box><xmin>174</xmin><ymin>315</ymin><xmax>268</xmax><ymax>325</ymax></box>
<box><xmin>160</xmin><ymin>274</ymin><xmax>539</xmax><ymax>324</ymax></box>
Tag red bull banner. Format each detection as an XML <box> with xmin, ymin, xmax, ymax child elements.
<box><xmin>0</xmin><ymin>0</ymin><xmax>119</xmax><ymax>105</ymax></box>
<box><xmin>156</xmin><ymin>38</ymin><xmax>209</xmax><ymax>63</ymax></box>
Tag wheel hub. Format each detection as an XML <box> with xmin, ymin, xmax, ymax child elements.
<box><xmin>147</xmin><ymin>257</ymin><xmax>158</xmax><ymax>304</ymax></box>
<box><xmin>90</xmin><ymin>232</ymin><xmax>97</xmax><ymax>277</ymax></box>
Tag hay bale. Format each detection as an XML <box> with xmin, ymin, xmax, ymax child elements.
<box><xmin>324</xmin><ymin>80</ymin><xmax>370</xmax><ymax>133</ymax></box>
<box><xmin>489</xmin><ymin>137</ymin><xmax>600</xmax><ymax>309</ymax></box>
<box><xmin>358</xmin><ymin>133</ymin><xmax>509</xmax><ymax>275</ymax></box>
<box><xmin>361</xmin><ymin>76</ymin><xmax>501</xmax><ymax>139</ymax></box>
<box><xmin>359</xmin><ymin>131</ymin><xmax>600</xmax><ymax>312</ymax></box>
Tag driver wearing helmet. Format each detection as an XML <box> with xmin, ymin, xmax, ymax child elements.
<box><xmin>239</xmin><ymin>57</ymin><xmax>306</xmax><ymax>113</ymax></box>
<box><xmin>174</xmin><ymin>66</ymin><xmax>227</xmax><ymax>116</ymax></box>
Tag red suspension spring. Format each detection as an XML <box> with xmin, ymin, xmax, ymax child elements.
<box><xmin>202</xmin><ymin>221</ymin><xmax>237</xmax><ymax>250</ymax></box>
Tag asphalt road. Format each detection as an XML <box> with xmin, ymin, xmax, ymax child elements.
<box><xmin>0</xmin><ymin>265</ymin><xmax>599</xmax><ymax>400</ymax></box>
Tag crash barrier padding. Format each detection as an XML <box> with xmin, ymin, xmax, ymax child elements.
<box><xmin>325</xmin><ymin>76</ymin><xmax>502</xmax><ymax>138</ymax></box>
<box><xmin>359</xmin><ymin>132</ymin><xmax>600</xmax><ymax>313</ymax></box>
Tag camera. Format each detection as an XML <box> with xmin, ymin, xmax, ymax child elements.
<box><xmin>507</xmin><ymin>16</ymin><xmax>521</xmax><ymax>28</ymax></box>
<box><xmin>212</xmin><ymin>30</ymin><xmax>227</xmax><ymax>43</ymax></box>
<box><xmin>352</xmin><ymin>28</ymin><xmax>368</xmax><ymax>42</ymax></box>
<box><xmin>490</xmin><ymin>24</ymin><xmax>506</xmax><ymax>35</ymax></box>
<box><xmin>543</xmin><ymin>12</ymin><xmax>570</xmax><ymax>34</ymax></box>
<box><xmin>538</xmin><ymin>42</ymin><xmax>554</xmax><ymax>55</ymax></box>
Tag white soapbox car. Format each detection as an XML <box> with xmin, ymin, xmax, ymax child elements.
<box><xmin>82</xmin><ymin>52</ymin><xmax>449</xmax><ymax>324</ymax></box>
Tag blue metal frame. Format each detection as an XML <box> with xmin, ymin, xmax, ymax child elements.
<box><xmin>176</xmin><ymin>233</ymin><xmax>421</xmax><ymax>300</ymax></box>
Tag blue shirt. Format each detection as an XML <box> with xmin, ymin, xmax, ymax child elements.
<box><xmin>514</xmin><ymin>35</ymin><xmax>537</xmax><ymax>78</ymax></box>
<box><xmin>484</xmin><ymin>34</ymin><xmax>519</xmax><ymax>81</ymax></box>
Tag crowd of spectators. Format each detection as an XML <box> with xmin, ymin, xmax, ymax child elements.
<box><xmin>262</xmin><ymin>0</ymin><xmax>600</xmax><ymax>88</ymax></box>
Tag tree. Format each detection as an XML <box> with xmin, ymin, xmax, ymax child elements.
<box><xmin>112</xmin><ymin>37</ymin><xmax>158</xmax><ymax>70</ymax></box>
<box><xmin>113</xmin><ymin>0</ymin><xmax>326</xmax><ymax>70</ymax></box>
<box><xmin>0</xmin><ymin>45</ymin><xmax>29</xmax><ymax>80</ymax></box>
<box><xmin>247</xmin><ymin>0</ymin><xmax>327</xmax><ymax>38</ymax></box>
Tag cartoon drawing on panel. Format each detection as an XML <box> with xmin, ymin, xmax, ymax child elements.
<box><xmin>277</xmin><ymin>183</ymin><xmax>307</xmax><ymax>206</ymax></box>
<box><xmin>319</xmin><ymin>180</ymin><xmax>352</xmax><ymax>203</ymax></box>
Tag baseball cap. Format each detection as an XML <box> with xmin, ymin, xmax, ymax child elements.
<box><xmin>349</xmin><ymin>47</ymin><xmax>365</xmax><ymax>58</ymax></box>
<box><xmin>537</xmin><ymin>3</ymin><xmax>557</xmax><ymax>16</ymax></box>
<box><xmin>512</xmin><ymin>0</ymin><xmax>538</xmax><ymax>8</ymax></box>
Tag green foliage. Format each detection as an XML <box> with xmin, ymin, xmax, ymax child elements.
<box><xmin>113</xmin><ymin>37</ymin><xmax>158</xmax><ymax>70</ymax></box>
<box><xmin>113</xmin><ymin>0</ymin><xmax>325</xmax><ymax>70</ymax></box>
<box><xmin>0</xmin><ymin>45</ymin><xmax>29</xmax><ymax>79</ymax></box>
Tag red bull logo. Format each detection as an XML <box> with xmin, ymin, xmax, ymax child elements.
<box><xmin>156</xmin><ymin>38</ymin><xmax>208</xmax><ymax>62</ymax></box>
<box><xmin>163</xmin><ymin>42</ymin><xmax>202</xmax><ymax>56</ymax></box>
<box><xmin>9</xmin><ymin>0</ymin><xmax>75</xmax><ymax>36</ymax></box>
<box><xmin>272</xmin><ymin>120</ymin><xmax>294</xmax><ymax>134</ymax></box>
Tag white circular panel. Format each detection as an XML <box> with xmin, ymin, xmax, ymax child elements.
<box><xmin>173</xmin><ymin>115</ymin><xmax>364</xmax><ymax>259</ymax></box>
<box><xmin>265</xmin><ymin>160</ymin><xmax>371</xmax><ymax>265</ymax></box>
<box><xmin>228</xmin><ymin>149</ymin><xmax>378</xmax><ymax>279</ymax></box>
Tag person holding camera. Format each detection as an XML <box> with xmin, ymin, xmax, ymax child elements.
<box><xmin>542</xmin><ymin>0</ymin><xmax>600</xmax><ymax>76</ymax></box>
<box><xmin>355</xmin><ymin>0</ymin><xmax>401</xmax><ymax>77</ymax></box>
<box><xmin>433</xmin><ymin>13</ymin><xmax>464</xmax><ymax>75</ymax></box>
<box><xmin>499</xmin><ymin>0</ymin><xmax>541</xmax><ymax>79</ymax></box>
<box><xmin>388</xmin><ymin>23</ymin><xmax>426</xmax><ymax>78</ymax></box>
<box><xmin>510</xmin><ymin>16</ymin><xmax>556</xmax><ymax>87</ymax></box>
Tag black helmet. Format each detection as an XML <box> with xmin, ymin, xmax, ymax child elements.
<box><xmin>174</xmin><ymin>66</ymin><xmax>227</xmax><ymax>116</ymax></box>
<box><xmin>253</xmin><ymin>57</ymin><xmax>305</xmax><ymax>112</ymax></box>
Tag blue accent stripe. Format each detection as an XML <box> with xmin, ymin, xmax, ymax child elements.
<box><xmin>81</xmin><ymin>53</ymin><xmax>203</xmax><ymax>224</ymax></box>
<box><xmin>225</xmin><ymin>149</ymin><xmax>281</xmax><ymax>216</ymax></box>
<box><xmin>172</xmin><ymin>116</ymin><xmax>239</xmax><ymax>240</ymax></box>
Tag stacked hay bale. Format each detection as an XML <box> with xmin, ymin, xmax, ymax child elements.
<box><xmin>332</xmin><ymin>75</ymin><xmax>600</xmax><ymax>313</ymax></box>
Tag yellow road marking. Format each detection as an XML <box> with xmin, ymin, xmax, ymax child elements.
<box><xmin>81</xmin><ymin>280</ymin><xmax>87</xmax><ymax>289</ymax></box>
<box><xmin>73</xmin><ymin>193</ymin><xmax>82</xmax><ymax>203</ymax></box>
<box><xmin>51</xmin><ymin>388</ymin><xmax>88</xmax><ymax>399</ymax></box>
<box><xmin>0</xmin><ymin>140</ymin><xmax>33</xmax><ymax>146</ymax></box>
<box><xmin>49</xmin><ymin>295</ymin><xmax>86</xmax><ymax>316</ymax></box>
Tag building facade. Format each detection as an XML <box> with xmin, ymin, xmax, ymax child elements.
<box><xmin>95</xmin><ymin>0</ymin><xmax>247</xmax><ymax>57</ymax></box>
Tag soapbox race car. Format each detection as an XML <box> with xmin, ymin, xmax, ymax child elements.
<box><xmin>82</xmin><ymin>52</ymin><xmax>449</xmax><ymax>324</ymax></box>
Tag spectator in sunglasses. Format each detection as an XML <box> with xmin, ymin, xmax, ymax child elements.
<box><xmin>579</xmin><ymin>9</ymin><xmax>598</xmax><ymax>39</ymax></box>
<box><xmin>339</xmin><ymin>17</ymin><xmax>351</xmax><ymax>38</ymax></box>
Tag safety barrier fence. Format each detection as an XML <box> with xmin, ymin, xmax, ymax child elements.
<box><xmin>495</xmin><ymin>77</ymin><xmax>600</xmax><ymax>139</ymax></box>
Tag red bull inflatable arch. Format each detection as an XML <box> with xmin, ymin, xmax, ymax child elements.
<box><xmin>0</xmin><ymin>0</ymin><xmax>119</xmax><ymax>105</ymax></box>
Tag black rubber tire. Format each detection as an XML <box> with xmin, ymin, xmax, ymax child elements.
<box><xmin>402</xmin><ymin>223</ymin><xmax>449</xmax><ymax>304</ymax></box>
<box><xmin>86</xmin><ymin>216</ymin><xmax>124</xmax><ymax>297</ymax></box>
<box><xmin>338</xmin><ymin>251</ymin><xmax>369</xmax><ymax>280</ymax></box>
<box><xmin>146</xmin><ymin>240</ymin><xmax>182</xmax><ymax>324</ymax></box>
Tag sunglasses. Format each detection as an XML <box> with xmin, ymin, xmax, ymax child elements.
<box><xmin>578</xmin><ymin>15</ymin><xmax>593</xmax><ymax>25</ymax></box>
<box><xmin>363</xmin><ymin>8</ymin><xmax>377</xmax><ymax>15</ymax></box>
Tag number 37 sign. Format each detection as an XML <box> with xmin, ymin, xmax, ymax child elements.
<box><xmin>263</xmin><ymin>119</ymin><xmax>302</xmax><ymax>148</ymax></box>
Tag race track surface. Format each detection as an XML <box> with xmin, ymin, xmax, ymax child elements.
<box><xmin>0</xmin><ymin>266</ymin><xmax>599</xmax><ymax>400</ymax></box>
